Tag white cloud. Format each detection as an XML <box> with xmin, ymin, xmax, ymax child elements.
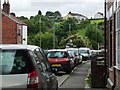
<box><xmin>1</xmin><ymin>0</ymin><xmax>104</xmax><ymax>18</ymax></box>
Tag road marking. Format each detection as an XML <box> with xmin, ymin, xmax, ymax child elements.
<box><xmin>58</xmin><ymin>74</ymin><xmax>70</xmax><ymax>87</ymax></box>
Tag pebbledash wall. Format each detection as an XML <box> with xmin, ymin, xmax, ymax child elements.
<box><xmin>106</xmin><ymin>0</ymin><xmax>120</xmax><ymax>89</ymax></box>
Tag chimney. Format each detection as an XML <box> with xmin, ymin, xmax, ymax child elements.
<box><xmin>3</xmin><ymin>0</ymin><xmax>10</xmax><ymax>14</ymax></box>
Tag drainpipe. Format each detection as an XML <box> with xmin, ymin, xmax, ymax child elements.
<box><xmin>104</xmin><ymin>0</ymin><xmax>107</xmax><ymax>87</ymax></box>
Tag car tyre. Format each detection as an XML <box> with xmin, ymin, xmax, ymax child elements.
<box><xmin>66</xmin><ymin>69</ymin><xmax>72</xmax><ymax>74</ymax></box>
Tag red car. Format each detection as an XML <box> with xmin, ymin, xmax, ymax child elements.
<box><xmin>47</xmin><ymin>49</ymin><xmax>74</xmax><ymax>74</ymax></box>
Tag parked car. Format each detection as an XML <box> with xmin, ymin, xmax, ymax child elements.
<box><xmin>0</xmin><ymin>44</ymin><xmax>58</xmax><ymax>89</ymax></box>
<box><xmin>66</xmin><ymin>48</ymin><xmax>82</xmax><ymax>66</ymax></box>
<box><xmin>47</xmin><ymin>49</ymin><xmax>74</xmax><ymax>74</ymax></box>
<box><xmin>79</xmin><ymin>47</ymin><xmax>91</xmax><ymax>61</ymax></box>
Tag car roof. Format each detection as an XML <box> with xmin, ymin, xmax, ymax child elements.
<box><xmin>0</xmin><ymin>44</ymin><xmax>40</xmax><ymax>51</ymax></box>
<box><xmin>79</xmin><ymin>47</ymin><xmax>90</xmax><ymax>50</ymax></box>
<box><xmin>48</xmin><ymin>49</ymin><xmax>67</xmax><ymax>51</ymax></box>
<box><xmin>66</xmin><ymin>48</ymin><xmax>79</xmax><ymax>50</ymax></box>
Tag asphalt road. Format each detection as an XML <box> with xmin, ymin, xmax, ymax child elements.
<box><xmin>56</xmin><ymin>61</ymin><xmax>91</xmax><ymax>89</ymax></box>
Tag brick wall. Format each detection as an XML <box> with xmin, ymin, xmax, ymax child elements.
<box><xmin>106</xmin><ymin>12</ymin><xmax>116</xmax><ymax>89</ymax></box>
<box><xmin>2</xmin><ymin>14</ymin><xmax>17</xmax><ymax>44</ymax></box>
<box><xmin>116</xmin><ymin>70</ymin><xmax>120</xmax><ymax>89</ymax></box>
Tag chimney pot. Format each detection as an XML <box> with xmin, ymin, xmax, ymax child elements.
<box><xmin>3</xmin><ymin>0</ymin><xmax>10</xmax><ymax>14</ymax></box>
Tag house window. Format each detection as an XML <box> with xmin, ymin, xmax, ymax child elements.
<box><xmin>18</xmin><ymin>25</ymin><xmax>22</xmax><ymax>36</ymax></box>
<box><xmin>116</xmin><ymin>3</ymin><xmax>120</xmax><ymax>69</ymax></box>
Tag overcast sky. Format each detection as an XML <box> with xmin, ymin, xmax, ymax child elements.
<box><xmin>1</xmin><ymin>0</ymin><xmax>104</xmax><ymax>18</ymax></box>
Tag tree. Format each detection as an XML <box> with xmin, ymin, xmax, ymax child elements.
<box><xmin>38</xmin><ymin>10</ymin><xmax>42</xmax><ymax>15</ymax></box>
<box><xmin>45</xmin><ymin>11</ymin><xmax>54</xmax><ymax>17</ymax></box>
<box><xmin>60</xmin><ymin>18</ymin><xmax>78</xmax><ymax>36</ymax></box>
<box><xmin>33</xmin><ymin>32</ymin><xmax>58</xmax><ymax>49</ymax></box>
<box><xmin>27</xmin><ymin>15</ymin><xmax>52</xmax><ymax>36</ymax></box>
<box><xmin>85</xmin><ymin>24</ymin><xmax>104</xmax><ymax>49</ymax></box>
<box><xmin>54</xmin><ymin>11</ymin><xmax>61</xmax><ymax>17</ymax></box>
<box><xmin>10</xmin><ymin>12</ymin><xmax>16</xmax><ymax>17</ymax></box>
<box><xmin>17</xmin><ymin>16</ymin><xmax>28</xmax><ymax>20</ymax></box>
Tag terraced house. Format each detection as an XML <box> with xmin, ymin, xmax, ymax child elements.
<box><xmin>2</xmin><ymin>0</ymin><xmax>27</xmax><ymax>44</ymax></box>
<box><xmin>106</xmin><ymin>0</ymin><xmax>120</xmax><ymax>89</ymax></box>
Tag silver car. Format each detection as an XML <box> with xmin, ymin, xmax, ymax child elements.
<box><xmin>0</xmin><ymin>44</ymin><xmax>58</xmax><ymax>89</ymax></box>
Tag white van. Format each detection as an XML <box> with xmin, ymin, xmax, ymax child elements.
<box><xmin>79</xmin><ymin>47</ymin><xmax>91</xmax><ymax>61</ymax></box>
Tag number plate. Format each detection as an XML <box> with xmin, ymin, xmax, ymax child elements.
<box><xmin>52</xmin><ymin>64</ymin><xmax>61</xmax><ymax>67</ymax></box>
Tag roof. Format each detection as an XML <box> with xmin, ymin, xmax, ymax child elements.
<box><xmin>2</xmin><ymin>11</ymin><xmax>27</xmax><ymax>25</ymax></box>
<box><xmin>48</xmin><ymin>49</ymin><xmax>67</xmax><ymax>52</ymax></box>
<box><xmin>66</xmin><ymin>48</ymin><xmax>79</xmax><ymax>50</ymax></box>
<box><xmin>68</xmin><ymin>12</ymin><xmax>88</xmax><ymax>19</ymax></box>
<box><xmin>0</xmin><ymin>44</ymin><xmax>40</xmax><ymax>51</ymax></box>
<box><xmin>79</xmin><ymin>47</ymin><xmax>90</xmax><ymax>50</ymax></box>
<box><xmin>97</xmin><ymin>12</ymin><xmax>103</xmax><ymax>16</ymax></box>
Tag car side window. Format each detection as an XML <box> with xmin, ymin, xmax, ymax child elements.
<box><xmin>39</xmin><ymin>49</ymin><xmax>51</xmax><ymax>69</ymax></box>
<box><xmin>29</xmin><ymin>51</ymin><xmax>43</xmax><ymax>71</ymax></box>
<box><xmin>34</xmin><ymin>48</ymin><xmax>47</xmax><ymax>72</ymax></box>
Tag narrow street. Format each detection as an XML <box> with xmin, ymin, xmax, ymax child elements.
<box><xmin>56</xmin><ymin>61</ymin><xmax>91</xmax><ymax>89</ymax></box>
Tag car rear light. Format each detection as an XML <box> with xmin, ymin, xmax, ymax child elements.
<box><xmin>27</xmin><ymin>69</ymin><xmax>40</xmax><ymax>88</ymax></box>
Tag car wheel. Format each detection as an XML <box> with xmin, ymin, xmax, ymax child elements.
<box><xmin>66</xmin><ymin>69</ymin><xmax>72</xmax><ymax>74</ymax></box>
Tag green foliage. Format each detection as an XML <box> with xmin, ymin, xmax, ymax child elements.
<box><xmin>85</xmin><ymin>23</ymin><xmax>104</xmax><ymax>49</ymax></box>
<box><xmin>85</xmin><ymin>74</ymin><xmax>92</xmax><ymax>87</ymax></box>
<box><xmin>54</xmin><ymin>11</ymin><xmax>61</xmax><ymax>17</ymax></box>
<box><xmin>10</xmin><ymin>12</ymin><xmax>16</xmax><ymax>17</ymax></box>
<box><xmin>26</xmin><ymin>11</ymin><xmax>104</xmax><ymax>49</ymax></box>
<box><xmin>45</xmin><ymin>11</ymin><xmax>54</xmax><ymax>17</ymax></box>
<box><xmin>60</xmin><ymin>34</ymin><xmax>86</xmax><ymax>48</ymax></box>
<box><xmin>61</xmin><ymin>18</ymin><xmax>78</xmax><ymax>35</ymax></box>
<box><xmin>27</xmin><ymin>34</ymin><xmax>35</xmax><ymax>45</ymax></box>
<box><xmin>33</xmin><ymin>32</ymin><xmax>58</xmax><ymax>49</ymax></box>
<box><xmin>38</xmin><ymin>10</ymin><xmax>42</xmax><ymax>15</ymax></box>
<box><xmin>17</xmin><ymin>16</ymin><xmax>28</xmax><ymax>20</ymax></box>
<box><xmin>27</xmin><ymin>15</ymin><xmax>52</xmax><ymax>35</ymax></box>
<box><xmin>78</xmin><ymin>19</ymin><xmax>90</xmax><ymax>29</ymax></box>
<box><xmin>45</xmin><ymin>11</ymin><xmax>61</xmax><ymax>18</ymax></box>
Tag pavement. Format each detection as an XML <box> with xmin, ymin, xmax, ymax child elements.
<box><xmin>56</xmin><ymin>61</ymin><xmax>107</xmax><ymax>90</ymax></box>
<box><xmin>57</xmin><ymin>61</ymin><xmax>91</xmax><ymax>88</ymax></box>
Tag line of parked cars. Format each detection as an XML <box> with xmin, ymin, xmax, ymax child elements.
<box><xmin>0</xmin><ymin>44</ymin><xmax>91</xmax><ymax>89</ymax></box>
<box><xmin>0</xmin><ymin>44</ymin><xmax>58</xmax><ymax>89</ymax></box>
<box><xmin>46</xmin><ymin>48</ymin><xmax>85</xmax><ymax>74</ymax></box>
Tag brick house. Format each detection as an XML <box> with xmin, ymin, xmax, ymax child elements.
<box><xmin>106</xmin><ymin>0</ymin><xmax>120</xmax><ymax>89</ymax></box>
<box><xmin>2</xmin><ymin>0</ymin><xmax>27</xmax><ymax>44</ymax></box>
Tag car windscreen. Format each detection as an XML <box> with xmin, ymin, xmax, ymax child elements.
<box><xmin>68</xmin><ymin>50</ymin><xmax>75</xmax><ymax>56</ymax></box>
<box><xmin>0</xmin><ymin>50</ymin><xmax>34</xmax><ymax>75</ymax></box>
<box><xmin>47</xmin><ymin>51</ymin><xmax>67</xmax><ymax>58</ymax></box>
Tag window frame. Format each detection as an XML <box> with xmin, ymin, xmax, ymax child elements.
<box><xmin>116</xmin><ymin>4</ymin><xmax>120</xmax><ymax>70</ymax></box>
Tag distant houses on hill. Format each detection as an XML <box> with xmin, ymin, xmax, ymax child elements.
<box><xmin>63</xmin><ymin>11</ymin><xmax>103</xmax><ymax>21</ymax></box>
<box><xmin>63</xmin><ymin>11</ymin><xmax>88</xmax><ymax>20</ymax></box>
<box><xmin>94</xmin><ymin>12</ymin><xmax>104</xmax><ymax>19</ymax></box>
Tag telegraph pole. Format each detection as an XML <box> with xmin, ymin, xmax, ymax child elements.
<box><xmin>69</xmin><ymin>24</ymin><xmax>71</xmax><ymax>35</ymax></box>
<box><xmin>53</xmin><ymin>23</ymin><xmax>55</xmax><ymax>49</ymax></box>
<box><xmin>39</xmin><ymin>16</ymin><xmax>41</xmax><ymax>47</ymax></box>
<box><xmin>49</xmin><ymin>16</ymin><xmax>55</xmax><ymax>49</ymax></box>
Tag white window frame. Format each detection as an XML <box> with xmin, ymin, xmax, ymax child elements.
<box><xmin>22</xmin><ymin>25</ymin><xmax>27</xmax><ymax>45</ymax></box>
<box><xmin>116</xmin><ymin>2</ymin><xmax>120</xmax><ymax>70</ymax></box>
